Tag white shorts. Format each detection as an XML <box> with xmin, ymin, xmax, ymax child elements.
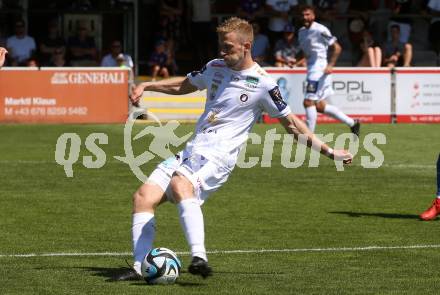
<box><xmin>304</xmin><ymin>71</ymin><xmax>334</xmax><ymax>101</ymax></box>
<box><xmin>147</xmin><ymin>151</ymin><xmax>233</xmax><ymax>205</ymax></box>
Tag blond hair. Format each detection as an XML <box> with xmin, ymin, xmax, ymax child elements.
<box><xmin>216</xmin><ymin>17</ymin><xmax>253</xmax><ymax>43</ymax></box>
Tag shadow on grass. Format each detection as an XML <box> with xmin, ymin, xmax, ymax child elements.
<box><xmin>329</xmin><ymin>211</ymin><xmax>421</xmax><ymax>220</ymax></box>
<box><xmin>77</xmin><ymin>267</ymin><xmax>203</xmax><ymax>286</ymax></box>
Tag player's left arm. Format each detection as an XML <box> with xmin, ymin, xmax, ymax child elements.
<box><xmin>130</xmin><ymin>77</ymin><xmax>197</xmax><ymax>104</ymax></box>
<box><xmin>279</xmin><ymin>113</ymin><xmax>353</xmax><ymax>164</ymax></box>
<box><xmin>325</xmin><ymin>41</ymin><xmax>341</xmax><ymax>74</ymax></box>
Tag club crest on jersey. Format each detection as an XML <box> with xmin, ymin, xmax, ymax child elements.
<box><xmin>239</xmin><ymin>93</ymin><xmax>249</xmax><ymax>103</ymax></box>
<box><xmin>268</xmin><ymin>86</ymin><xmax>287</xmax><ymax>111</ymax></box>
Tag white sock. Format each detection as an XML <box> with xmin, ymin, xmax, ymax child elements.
<box><xmin>132</xmin><ymin>212</ymin><xmax>155</xmax><ymax>274</ymax></box>
<box><xmin>324</xmin><ymin>104</ymin><xmax>355</xmax><ymax>127</ymax></box>
<box><xmin>305</xmin><ymin>106</ymin><xmax>317</xmax><ymax>132</ymax></box>
<box><xmin>177</xmin><ymin>198</ymin><xmax>207</xmax><ymax>261</ymax></box>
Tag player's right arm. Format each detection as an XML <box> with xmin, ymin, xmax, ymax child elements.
<box><xmin>130</xmin><ymin>77</ymin><xmax>197</xmax><ymax>104</ymax></box>
<box><xmin>0</xmin><ymin>47</ymin><xmax>8</xmax><ymax>68</ymax></box>
<box><xmin>261</xmin><ymin>81</ymin><xmax>352</xmax><ymax>164</ymax></box>
<box><xmin>279</xmin><ymin>113</ymin><xmax>352</xmax><ymax>164</ymax></box>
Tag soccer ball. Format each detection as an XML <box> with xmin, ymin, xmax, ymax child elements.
<box><xmin>141</xmin><ymin>247</ymin><xmax>182</xmax><ymax>285</ymax></box>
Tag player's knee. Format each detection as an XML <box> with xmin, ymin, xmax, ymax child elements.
<box><xmin>303</xmin><ymin>99</ymin><xmax>314</xmax><ymax>108</ymax></box>
<box><xmin>170</xmin><ymin>174</ymin><xmax>193</xmax><ymax>201</ymax></box>
<box><xmin>316</xmin><ymin>104</ymin><xmax>325</xmax><ymax>113</ymax></box>
<box><xmin>133</xmin><ymin>188</ymin><xmax>154</xmax><ymax>208</ymax></box>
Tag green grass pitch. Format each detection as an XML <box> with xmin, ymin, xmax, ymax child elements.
<box><xmin>0</xmin><ymin>123</ymin><xmax>439</xmax><ymax>294</ymax></box>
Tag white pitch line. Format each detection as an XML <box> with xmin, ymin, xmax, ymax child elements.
<box><xmin>0</xmin><ymin>160</ymin><xmax>435</xmax><ymax>169</ymax></box>
<box><xmin>1</xmin><ymin>244</ymin><xmax>440</xmax><ymax>258</ymax></box>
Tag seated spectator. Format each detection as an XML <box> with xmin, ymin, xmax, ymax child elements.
<box><xmin>67</xmin><ymin>23</ymin><xmax>98</xmax><ymax>66</ymax></box>
<box><xmin>0</xmin><ymin>47</ymin><xmax>8</xmax><ymax>68</ymax></box>
<box><xmin>427</xmin><ymin>0</ymin><xmax>440</xmax><ymax>55</ymax></box>
<box><xmin>39</xmin><ymin>20</ymin><xmax>66</xmax><ymax>66</ymax></box>
<box><xmin>237</xmin><ymin>0</ymin><xmax>265</xmax><ymax>21</ymax></box>
<box><xmin>47</xmin><ymin>47</ymin><xmax>70</xmax><ymax>67</ymax></box>
<box><xmin>101</xmin><ymin>40</ymin><xmax>134</xmax><ymax>70</ymax></box>
<box><xmin>251</xmin><ymin>22</ymin><xmax>270</xmax><ymax>66</ymax></box>
<box><xmin>6</xmin><ymin>19</ymin><xmax>36</xmax><ymax>66</ymax></box>
<box><xmin>357</xmin><ymin>29</ymin><xmax>382</xmax><ymax>67</ymax></box>
<box><xmin>382</xmin><ymin>24</ymin><xmax>412</xmax><ymax>67</ymax></box>
<box><xmin>273</xmin><ymin>24</ymin><xmax>303</xmax><ymax>68</ymax></box>
<box><xmin>148</xmin><ymin>40</ymin><xmax>171</xmax><ymax>81</ymax></box>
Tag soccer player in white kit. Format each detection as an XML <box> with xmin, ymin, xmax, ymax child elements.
<box><xmin>296</xmin><ymin>5</ymin><xmax>360</xmax><ymax>135</ymax></box>
<box><xmin>117</xmin><ymin>17</ymin><xmax>353</xmax><ymax>281</ymax></box>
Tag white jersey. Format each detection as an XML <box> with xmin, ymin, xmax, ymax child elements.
<box><xmin>186</xmin><ymin>59</ymin><xmax>291</xmax><ymax>168</ymax></box>
<box><xmin>298</xmin><ymin>22</ymin><xmax>337</xmax><ymax>74</ymax></box>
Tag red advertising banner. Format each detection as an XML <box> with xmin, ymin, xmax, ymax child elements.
<box><xmin>395</xmin><ymin>68</ymin><xmax>440</xmax><ymax>123</ymax></box>
<box><xmin>0</xmin><ymin>68</ymin><xmax>128</xmax><ymax>123</ymax></box>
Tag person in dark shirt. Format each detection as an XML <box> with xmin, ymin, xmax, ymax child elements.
<box><xmin>148</xmin><ymin>40</ymin><xmax>171</xmax><ymax>81</ymax></box>
<box><xmin>47</xmin><ymin>47</ymin><xmax>70</xmax><ymax>67</ymax></box>
<box><xmin>382</xmin><ymin>24</ymin><xmax>412</xmax><ymax>67</ymax></box>
<box><xmin>39</xmin><ymin>20</ymin><xmax>66</xmax><ymax>66</ymax></box>
<box><xmin>67</xmin><ymin>24</ymin><xmax>97</xmax><ymax>66</ymax></box>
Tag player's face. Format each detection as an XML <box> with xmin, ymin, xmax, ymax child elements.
<box><xmin>302</xmin><ymin>9</ymin><xmax>315</xmax><ymax>28</ymax></box>
<box><xmin>219</xmin><ymin>32</ymin><xmax>246</xmax><ymax>69</ymax></box>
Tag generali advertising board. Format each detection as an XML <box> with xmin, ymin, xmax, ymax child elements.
<box><xmin>0</xmin><ymin>68</ymin><xmax>128</xmax><ymax>123</ymax></box>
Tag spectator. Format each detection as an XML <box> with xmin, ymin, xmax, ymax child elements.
<box><xmin>273</xmin><ymin>23</ymin><xmax>303</xmax><ymax>68</ymax></box>
<box><xmin>251</xmin><ymin>21</ymin><xmax>270</xmax><ymax>66</ymax></box>
<box><xmin>346</xmin><ymin>1</ymin><xmax>373</xmax><ymax>63</ymax></box>
<box><xmin>6</xmin><ymin>19</ymin><xmax>36</xmax><ymax>66</ymax></box>
<box><xmin>427</xmin><ymin>0</ymin><xmax>440</xmax><ymax>56</ymax></box>
<box><xmin>383</xmin><ymin>24</ymin><xmax>412</xmax><ymax>67</ymax></box>
<box><xmin>39</xmin><ymin>20</ymin><xmax>66</xmax><ymax>66</ymax></box>
<box><xmin>148</xmin><ymin>40</ymin><xmax>171</xmax><ymax>81</ymax></box>
<box><xmin>357</xmin><ymin>29</ymin><xmax>382</xmax><ymax>67</ymax></box>
<box><xmin>115</xmin><ymin>53</ymin><xmax>141</xmax><ymax>116</ymax></box>
<box><xmin>388</xmin><ymin>0</ymin><xmax>413</xmax><ymax>44</ymax></box>
<box><xmin>237</xmin><ymin>0</ymin><xmax>265</xmax><ymax>21</ymax></box>
<box><xmin>265</xmin><ymin>0</ymin><xmax>298</xmax><ymax>45</ymax></box>
<box><xmin>101</xmin><ymin>40</ymin><xmax>134</xmax><ymax>70</ymax></box>
<box><xmin>47</xmin><ymin>47</ymin><xmax>70</xmax><ymax>67</ymax></box>
<box><xmin>67</xmin><ymin>23</ymin><xmax>98</xmax><ymax>66</ymax></box>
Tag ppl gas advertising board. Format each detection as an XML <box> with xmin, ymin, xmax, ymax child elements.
<box><xmin>265</xmin><ymin>68</ymin><xmax>392</xmax><ymax>123</ymax></box>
